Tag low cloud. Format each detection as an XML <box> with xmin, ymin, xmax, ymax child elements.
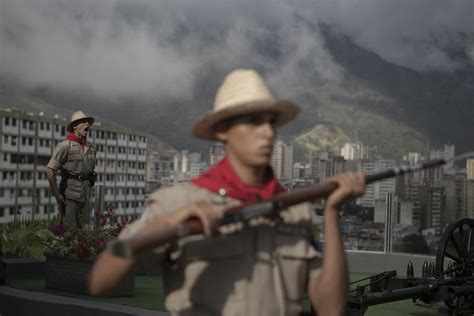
<box><xmin>1</xmin><ymin>0</ymin><xmax>472</xmax><ymax>103</ymax></box>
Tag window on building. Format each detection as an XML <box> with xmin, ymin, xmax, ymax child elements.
<box><xmin>4</xmin><ymin>117</ymin><xmax>10</xmax><ymax>125</ymax></box>
<box><xmin>3</xmin><ymin>153</ymin><xmax>8</xmax><ymax>161</ymax></box>
<box><xmin>11</xmin><ymin>136</ymin><xmax>17</xmax><ymax>146</ymax></box>
<box><xmin>0</xmin><ymin>207</ymin><xmax>4</xmax><ymax>217</ymax></box>
<box><xmin>46</xmin><ymin>123</ymin><xmax>51</xmax><ymax>131</ymax></box>
<box><xmin>40</xmin><ymin>122</ymin><xmax>44</xmax><ymax>130</ymax></box>
<box><xmin>0</xmin><ymin>188</ymin><xmax>4</xmax><ymax>197</ymax></box>
<box><xmin>12</xmin><ymin>118</ymin><xmax>17</xmax><ymax>126</ymax></box>
<box><xmin>8</xmin><ymin>207</ymin><xmax>16</xmax><ymax>216</ymax></box>
<box><xmin>22</xmin><ymin>120</ymin><xmax>27</xmax><ymax>129</ymax></box>
<box><xmin>28</xmin><ymin>137</ymin><xmax>33</xmax><ymax>146</ymax></box>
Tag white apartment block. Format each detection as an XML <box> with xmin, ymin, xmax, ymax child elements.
<box><xmin>271</xmin><ymin>140</ymin><xmax>293</xmax><ymax>181</ymax></box>
<box><xmin>341</xmin><ymin>142</ymin><xmax>376</xmax><ymax>161</ymax></box>
<box><xmin>467</xmin><ymin>159</ymin><xmax>474</xmax><ymax>180</ymax></box>
<box><xmin>0</xmin><ymin>108</ymin><xmax>148</xmax><ymax>223</ymax></box>
<box><xmin>357</xmin><ymin>159</ymin><xmax>396</xmax><ymax>207</ymax></box>
<box><xmin>341</xmin><ymin>143</ymin><xmax>360</xmax><ymax>161</ymax></box>
<box><xmin>403</xmin><ymin>152</ymin><xmax>425</xmax><ymax>165</ymax></box>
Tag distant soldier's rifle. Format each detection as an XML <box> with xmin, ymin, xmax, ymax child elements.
<box><xmin>109</xmin><ymin>159</ymin><xmax>445</xmax><ymax>258</ymax></box>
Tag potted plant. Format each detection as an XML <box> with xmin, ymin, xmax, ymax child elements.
<box><xmin>37</xmin><ymin>205</ymin><xmax>134</xmax><ymax>296</ymax></box>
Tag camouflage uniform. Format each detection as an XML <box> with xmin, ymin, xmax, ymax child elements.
<box><xmin>120</xmin><ymin>183</ymin><xmax>322</xmax><ymax>316</ymax></box>
<box><xmin>47</xmin><ymin>140</ymin><xmax>97</xmax><ymax>229</ymax></box>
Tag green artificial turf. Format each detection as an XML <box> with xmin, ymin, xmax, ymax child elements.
<box><xmin>7</xmin><ymin>273</ymin><xmax>443</xmax><ymax>315</ymax></box>
<box><xmin>7</xmin><ymin>275</ymin><xmax>166</xmax><ymax>311</ymax></box>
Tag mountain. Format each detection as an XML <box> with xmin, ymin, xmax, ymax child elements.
<box><xmin>293</xmin><ymin>81</ymin><xmax>427</xmax><ymax>160</ymax></box>
<box><xmin>1</xmin><ymin>22</ymin><xmax>473</xmax><ymax>161</ymax></box>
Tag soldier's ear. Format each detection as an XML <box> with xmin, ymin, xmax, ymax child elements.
<box><xmin>214</xmin><ymin>131</ymin><xmax>228</xmax><ymax>142</ymax></box>
<box><xmin>213</xmin><ymin>119</ymin><xmax>231</xmax><ymax>142</ymax></box>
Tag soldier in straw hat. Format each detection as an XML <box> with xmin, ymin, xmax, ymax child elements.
<box><xmin>89</xmin><ymin>69</ymin><xmax>365</xmax><ymax>315</ymax></box>
<box><xmin>47</xmin><ymin>110</ymin><xmax>97</xmax><ymax>229</ymax></box>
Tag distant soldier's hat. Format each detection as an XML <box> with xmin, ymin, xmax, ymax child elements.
<box><xmin>192</xmin><ymin>69</ymin><xmax>300</xmax><ymax>140</ymax></box>
<box><xmin>67</xmin><ymin>111</ymin><xmax>95</xmax><ymax>132</ymax></box>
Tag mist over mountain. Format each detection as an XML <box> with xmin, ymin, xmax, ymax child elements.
<box><xmin>1</xmin><ymin>1</ymin><xmax>473</xmax><ymax>160</ymax></box>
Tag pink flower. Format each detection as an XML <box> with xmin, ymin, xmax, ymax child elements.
<box><xmin>74</xmin><ymin>244</ymin><xmax>90</xmax><ymax>258</ymax></box>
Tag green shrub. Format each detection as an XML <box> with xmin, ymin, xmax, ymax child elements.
<box><xmin>1</xmin><ymin>216</ymin><xmax>58</xmax><ymax>259</ymax></box>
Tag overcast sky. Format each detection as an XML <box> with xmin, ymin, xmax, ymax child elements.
<box><xmin>1</xmin><ymin>0</ymin><xmax>473</xmax><ymax>102</ymax></box>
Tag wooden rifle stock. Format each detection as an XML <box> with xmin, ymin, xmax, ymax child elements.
<box><xmin>109</xmin><ymin>159</ymin><xmax>445</xmax><ymax>258</ymax></box>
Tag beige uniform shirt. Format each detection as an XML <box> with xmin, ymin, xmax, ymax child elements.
<box><xmin>120</xmin><ymin>183</ymin><xmax>323</xmax><ymax>316</ymax></box>
<box><xmin>47</xmin><ymin>140</ymin><xmax>96</xmax><ymax>202</ymax></box>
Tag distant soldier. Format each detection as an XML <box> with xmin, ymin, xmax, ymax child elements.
<box><xmin>47</xmin><ymin>111</ymin><xmax>97</xmax><ymax>229</ymax></box>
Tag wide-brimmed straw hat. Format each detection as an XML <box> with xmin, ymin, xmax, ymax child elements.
<box><xmin>192</xmin><ymin>69</ymin><xmax>300</xmax><ymax>140</ymax></box>
<box><xmin>67</xmin><ymin>111</ymin><xmax>95</xmax><ymax>132</ymax></box>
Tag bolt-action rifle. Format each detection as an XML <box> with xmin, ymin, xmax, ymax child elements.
<box><xmin>108</xmin><ymin>159</ymin><xmax>445</xmax><ymax>258</ymax></box>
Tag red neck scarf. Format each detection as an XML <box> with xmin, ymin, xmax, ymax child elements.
<box><xmin>65</xmin><ymin>133</ymin><xmax>86</xmax><ymax>149</ymax></box>
<box><xmin>191</xmin><ymin>156</ymin><xmax>285</xmax><ymax>203</ymax></box>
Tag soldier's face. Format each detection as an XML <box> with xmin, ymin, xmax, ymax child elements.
<box><xmin>73</xmin><ymin>120</ymin><xmax>91</xmax><ymax>138</ymax></box>
<box><xmin>215</xmin><ymin>112</ymin><xmax>278</xmax><ymax>167</ymax></box>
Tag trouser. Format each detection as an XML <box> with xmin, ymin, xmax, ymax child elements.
<box><xmin>64</xmin><ymin>198</ymin><xmax>91</xmax><ymax>229</ymax></box>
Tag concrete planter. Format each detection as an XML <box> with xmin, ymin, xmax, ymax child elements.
<box><xmin>44</xmin><ymin>252</ymin><xmax>134</xmax><ymax>296</ymax></box>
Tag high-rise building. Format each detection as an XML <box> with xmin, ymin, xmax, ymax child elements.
<box><xmin>208</xmin><ymin>143</ymin><xmax>225</xmax><ymax>166</ymax></box>
<box><xmin>418</xmin><ymin>185</ymin><xmax>445</xmax><ymax>236</ymax></box>
<box><xmin>271</xmin><ymin>140</ymin><xmax>293</xmax><ymax>181</ymax></box>
<box><xmin>341</xmin><ymin>143</ymin><xmax>360</xmax><ymax>161</ymax></box>
<box><xmin>357</xmin><ymin>159</ymin><xmax>395</xmax><ymax>207</ymax></box>
<box><xmin>403</xmin><ymin>152</ymin><xmax>425</xmax><ymax>165</ymax></box>
<box><xmin>463</xmin><ymin>179</ymin><xmax>474</xmax><ymax>219</ymax></box>
<box><xmin>309</xmin><ymin>149</ymin><xmax>346</xmax><ymax>184</ymax></box>
<box><xmin>360</xmin><ymin>144</ymin><xmax>377</xmax><ymax>160</ymax></box>
<box><xmin>341</xmin><ymin>142</ymin><xmax>376</xmax><ymax>161</ymax></box>
<box><xmin>440</xmin><ymin>176</ymin><xmax>465</xmax><ymax>224</ymax></box>
<box><xmin>467</xmin><ymin>159</ymin><xmax>474</xmax><ymax>180</ymax></box>
<box><xmin>430</xmin><ymin>144</ymin><xmax>455</xmax><ymax>174</ymax></box>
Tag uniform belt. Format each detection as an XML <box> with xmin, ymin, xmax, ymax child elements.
<box><xmin>68</xmin><ymin>174</ymin><xmax>94</xmax><ymax>181</ymax></box>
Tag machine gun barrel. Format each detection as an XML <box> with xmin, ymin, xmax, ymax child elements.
<box><xmin>356</xmin><ymin>284</ymin><xmax>434</xmax><ymax>306</ymax></box>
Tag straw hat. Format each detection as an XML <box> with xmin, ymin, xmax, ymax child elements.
<box><xmin>192</xmin><ymin>69</ymin><xmax>299</xmax><ymax>140</ymax></box>
<box><xmin>67</xmin><ymin>111</ymin><xmax>95</xmax><ymax>132</ymax></box>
